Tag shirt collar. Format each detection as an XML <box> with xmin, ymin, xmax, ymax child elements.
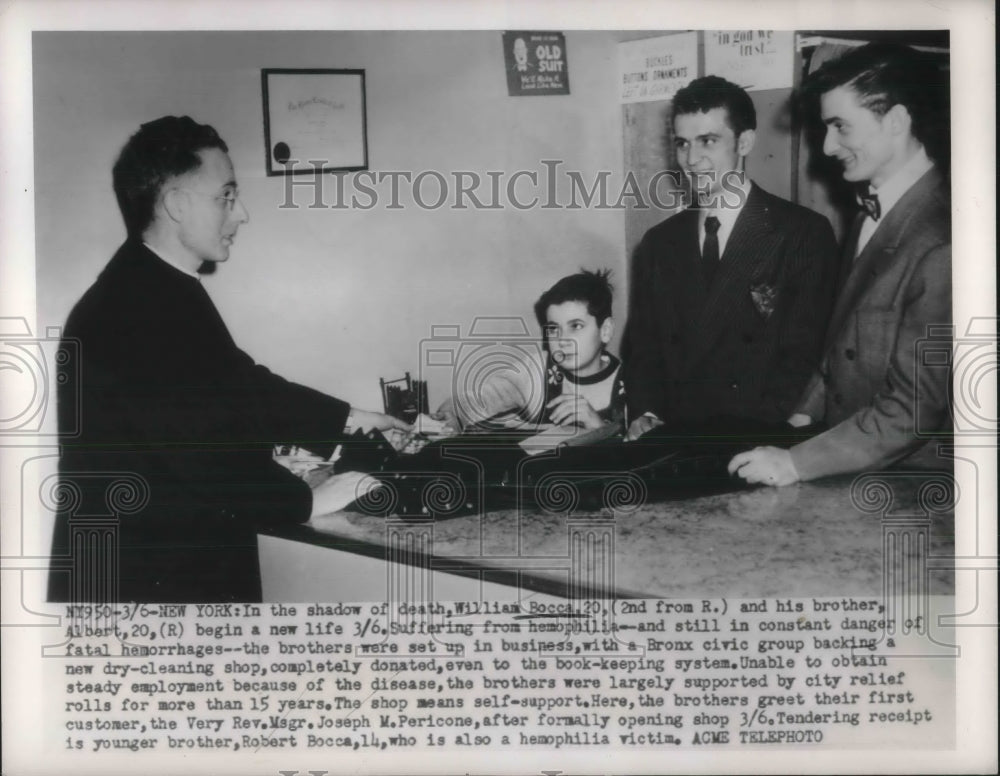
<box><xmin>700</xmin><ymin>175</ymin><xmax>751</xmax><ymax>232</ymax></box>
<box><xmin>143</xmin><ymin>241</ymin><xmax>202</xmax><ymax>280</ymax></box>
<box><xmin>869</xmin><ymin>146</ymin><xmax>934</xmax><ymax>220</ymax></box>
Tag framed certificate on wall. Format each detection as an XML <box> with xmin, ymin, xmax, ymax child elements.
<box><xmin>261</xmin><ymin>68</ymin><xmax>368</xmax><ymax>175</ymax></box>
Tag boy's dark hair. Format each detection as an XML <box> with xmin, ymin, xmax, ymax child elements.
<box><xmin>801</xmin><ymin>42</ymin><xmax>949</xmax><ymax>165</ymax></box>
<box><xmin>534</xmin><ymin>268</ymin><xmax>614</xmax><ymax>329</ymax></box>
<box><xmin>672</xmin><ymin>75</ymin><xmax>757</xmax><ymax>137</ymax></box>
<box><xmin>112</xmin><ymin>115</ymin><xmax>229</xmax><ymax>238</ymax></box>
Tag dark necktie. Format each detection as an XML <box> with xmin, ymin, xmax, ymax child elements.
<box><xmin>859</xmin><ymin>191</ymin><xmax>881</xmax><ymax>221</ymax></box>
<box><xmin>702</xmin><ymin>215</ymin><xmax>721</xmax><ymax>284</ymax></box>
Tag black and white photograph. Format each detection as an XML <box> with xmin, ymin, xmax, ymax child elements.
<box><xmin>1</xmin><ymin>1</ymin><xmax>995</xmax><ymax>774</ymax></box>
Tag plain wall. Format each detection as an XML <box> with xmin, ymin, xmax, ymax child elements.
<box><xmin>33</xmin><ymin>30</ymin><xmax>629</xmax><ymax>412</ymax></box>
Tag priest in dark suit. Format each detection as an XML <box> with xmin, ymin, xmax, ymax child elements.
<box><xmin>49</xmin><ymin>116</ymin><xmax>407</xmax><ymax>603</ymax></box>
<box><xmin>729</xmin><ymin>43</ymin><xmax>951</xmax><ymax>486</ymax></box>
<box><xmin>624</xmin><ymin>76</ymin><xmax>839</xmax><ymax>439</ymax></box>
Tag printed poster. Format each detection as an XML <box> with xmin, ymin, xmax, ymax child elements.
<box><xmin>503</xmin><ymin>31</ymin><xmax>570</xmax><ymax>96</ymax></box>
<box><xmin>705</xmin><ymin>30</ymin><xmax>795</xmax><ymax>91</ymax></box>
<box><xmin>618</xmin><ymin>32</ymin><xmax>698</xmax><ymax>104</ymax></box>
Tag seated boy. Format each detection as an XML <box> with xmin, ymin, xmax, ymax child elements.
<box><xmin>438</xmin><ymin>269</ymin><xmax>626</xmax><ymax>432</ymax></box>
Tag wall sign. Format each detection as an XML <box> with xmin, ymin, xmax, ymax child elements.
<box><xmin>618</xmin><ymin>32</ymin><xmax>698</xmax><ymax>104</ymax></box>
<box><xmin>704</xmin><ymin>30</ymin><xmax>794</xmax><ymax>91</ymax></box>
<box><xmin>502</xmin><ymin>31</ymin><xmax>570</xmax><ymax>96</ymax></box>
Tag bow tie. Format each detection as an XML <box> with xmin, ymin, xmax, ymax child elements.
<box><xmin>859</xmin><ymin>191</ymin><xmax>881</xmax><ymax>221</ymax></box>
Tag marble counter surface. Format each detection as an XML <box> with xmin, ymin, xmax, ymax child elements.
<box><xmin>280</xmin><ymin>469</ymin><xmax>955</xmax><ymax>599</ymax></box>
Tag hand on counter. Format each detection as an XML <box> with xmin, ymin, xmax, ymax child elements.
<box><xmin>309</xmin><ymin>470</ymin><xmax>379</xmax><ymax>519</ymax></box>
<box><xmin>728</xmin><ymin>446</ymin><xmax>800</xmax><ymax>487</ymax></box>
<box><xmin>547</xmin><ymin>394</ymin><xmax>603</xmax><ymax>430</ymax></box>
<box><xmin>625</xmin><ymin>413</ymin><xmax>664</xmax><ymax>441</ymax></box>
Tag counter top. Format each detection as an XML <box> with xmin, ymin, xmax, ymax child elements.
<box><xmin>272</xmin><ymin>466</ymin><xmax>955</xmax><ymax>599</ymax></box>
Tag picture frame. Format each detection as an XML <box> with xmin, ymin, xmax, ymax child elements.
<box><xmin>261</xmin><ymin>68</ymin><xmax>368</xmax><ymax>175</ymax></box>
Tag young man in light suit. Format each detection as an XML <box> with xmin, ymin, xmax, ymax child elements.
<box><xmin>624</xmin><ymin>76</ymin><xmax>839</xmax><ymax>439</ymax></box>
<box><xmin>730</xmin><ymin>43</ymin><xmax>952</xmax><ymax>486</ymax></box>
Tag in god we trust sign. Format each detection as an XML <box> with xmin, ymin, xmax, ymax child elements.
<box><xmin>704</xmin><ymin>30</ymin><xmax>795</xmax><ymax>91</ymax></box>
<box><xmin>502</xmin><ymin>31</ymin><xmax>569</xmax><ymax>96</ymax></box>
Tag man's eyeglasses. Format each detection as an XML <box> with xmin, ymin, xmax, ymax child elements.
<box><xmin>176</xmin><ymin>187</ymin><xmax>242</xmax><ymax>211</ymax></box>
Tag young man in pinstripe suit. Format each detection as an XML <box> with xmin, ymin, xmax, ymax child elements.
<box><xmin>624</xmin><ymin>76</ymin><xmax>839</xmax><ymax>440</ymax></box>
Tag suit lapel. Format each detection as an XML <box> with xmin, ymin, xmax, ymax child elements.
<box><xmin>836</xmin><ymin>214</ymin><xmax>864</xmax><ymax>288</ymax></box>
<box><xmin>821</xmin><ymin>213</ymin><xmax>866</xmax><ymax>344</ymax></box>
<box><xmin>656</xmin><ymin>207</ymin><xmax>709</xmax><ymax>322</ymax></box>
<box><xmin>686</xmin><ymin>186</ymin><xmax>781</xmax><ymax>371</ymax></box>
<box><xmin>823</xmin><ymin>167</ymin><xmax>944</xmax><ymax>348</ymax></box>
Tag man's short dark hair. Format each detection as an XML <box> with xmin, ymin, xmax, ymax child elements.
<box><xmin>672</xmin><ymin>76</ymin><xmax>757</xmax><ymax>137</ymax></box>
<box><xmin>112</xmin><ymin>116</ymin><xmax>228</xmax><ymax>237</ymax></box>
<box><xmin>802</xmin><ymin>42</ymin><xmax>948</xmax><ymax>162</ymax></box>
<box><xmin>534</xmin><ymin>268</ymin><xmax>614</xmax><ymax>329</ymax></box>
